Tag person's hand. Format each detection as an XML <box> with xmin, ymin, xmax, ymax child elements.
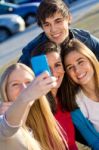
<box><xmin>0</xmin><ymin>102</ymin><xmax>12</xmax><ymax>115</ymax></box>
<box><xmin>19</xmin><ymin>71</ymin><xmax>57</xmax><ymax>103</ymax></box>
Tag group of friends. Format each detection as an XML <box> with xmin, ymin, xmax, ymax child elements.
<box><xmin>0</xmin><ymin>0</ymin><xmax>99</xmax><ymax>150</ymax></box>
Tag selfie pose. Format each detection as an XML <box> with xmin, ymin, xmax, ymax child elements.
<box><xmin>0</xmin><ymin>63</ymin><xmax>68</xmax><ymax>150</ymax></box>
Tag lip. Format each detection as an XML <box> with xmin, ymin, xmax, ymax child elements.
<box><xmin>51</xmin><ymin>32</ymin><xmax>62</xmax><ymax>38</ymax></box>
<box><xmin>77</xmin><ymin>72</ymin><xmax>86</xmax><ymax>80</ymax></box>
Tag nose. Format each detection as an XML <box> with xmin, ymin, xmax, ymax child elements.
<box><xmin>51</xmin><ymin>68</ymin><xmax>57</xmax><ymax>77</ymax></box>
<box><xmin>74</xmin><ymin>65</ymin><xmax>80</xmax><ymax>74</ymax></box>
<box><xmin>50</xmin><ymin>24</ymin><xmax>56</xmax><ymax>32</ymax></box>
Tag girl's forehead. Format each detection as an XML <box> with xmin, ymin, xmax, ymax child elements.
<box><xmin>65</xmin><ymin>51</ymin><xmax>83</xmax><ymax>59</ymax></box>
<box><xmin>8</xmin><ymin>68</ymin><xmax>33</xmax><ymax>82</ymax></box>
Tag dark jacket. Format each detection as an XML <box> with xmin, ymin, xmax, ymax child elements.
<box><xmin>18</xmin><ymin>28</ymin><xmax>99</xmax><ymax>66</ymax></box>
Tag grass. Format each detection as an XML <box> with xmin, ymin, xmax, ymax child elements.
<box><xmin>77</xmin><ymin>142</ymin><xmax>91</xmax><ymax>150</ymax></box>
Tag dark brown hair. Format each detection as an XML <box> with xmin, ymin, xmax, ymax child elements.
<box><xmin>31</xmin><ymin>41</ymin><xmax>61</xmax><ymax>113</ymax></box>
<box><xmin>37</xmin><ymin>0</ymin><xmax>70</xmax><ymax>27</ymax></box>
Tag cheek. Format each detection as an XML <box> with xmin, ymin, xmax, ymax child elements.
<box><xmin>67</xmin><ymin>71</ymin><xmax>73</xmax><ymax>79</ymax></box>
<box><xmin>86</xmin><ymin>63</ymin><xmax>93</xmax><ymax>71</ymax></box>
<box><xmin>87</xmin><ymin>65</ymin><xmax>95</xmax><ymax>78</ymax></box>
<box><xmin>67</xmin><ymin>71</ymin><xmax>77</xmax><ymax>83</ymax></box>
<box><xmin>63</xmin><ymin>22</ymin><xmax>69</xmax><ymax>30</ymax></box>
<box><xmin>7</xmin><ymin>87</ymin><xmax>21</xmax><ymax>101</ymax></box>
<box><xmin>43</xmin><ymin>27</ymin><xmax>49</xmax><ymax>34</ymax></box>
<box><xmin>58</xmin><ymin>71</ymin><xmax>64</xmax><ymax>84</ymax></box>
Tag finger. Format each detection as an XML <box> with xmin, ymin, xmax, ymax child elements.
<box><xmin>41</xmin><ymin>76</ymin><xmax>57</xmax><ymax>86</ymax></box>
<box><xmin>36</xmin><ymin>71</ymin><xmax>50</xmax><ymax>80</ymax></box>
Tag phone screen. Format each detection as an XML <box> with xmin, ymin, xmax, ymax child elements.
<box><xmin>31</xmin><ymin>55</ymin><xmax>51</xmax><ymax>76</ymax></box>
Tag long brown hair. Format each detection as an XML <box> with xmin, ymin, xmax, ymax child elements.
<box><xmin>0</xmin><ymin>63</ymin><xmax>42</xmax><ymax>150</ymax></box>
<box><xmin>60</xmin><ymin>39</ymin><xmax>99</xmax><ymax>111</ymax></box>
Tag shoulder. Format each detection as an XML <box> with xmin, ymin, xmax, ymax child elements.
<box><xmin>22</xmin><ymin>32</ymin><xmax>47</xmax><ymax>54</ymax></box>
<box><xmin>71</xmin><ymin>28</ymin><xmax>90</xmax><ymax>39</ymax></box>
<box><xmin>18</xmin><ymin>32</ymin><xmax>48</xmax><ymax>66</ymax></box>
<box><xmin>70</xmin><ymin>28</ymin><xmax>99</xmax><ymax>60</ymax></box>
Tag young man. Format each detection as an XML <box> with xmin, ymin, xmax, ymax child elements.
<box><xmin>19</xmin><ymin>0</ymin><xmax>99</xmax><ymax>66</ymax></box>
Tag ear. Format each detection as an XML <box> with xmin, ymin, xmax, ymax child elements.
<box><xmin>68</xmin><ymin>13</ymin><xmax>72</xmax><ymax>25</ymax></box>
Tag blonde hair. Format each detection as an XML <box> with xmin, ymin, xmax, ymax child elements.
<box><xmin>0</xmin><ymin>63</ymin><xmax>41</xmax><ymax>150</ymax></box>
<box><xmin>0</xmin><ymin>63</ymin><xmax>34</xmax><ymax>102</ymax></box>
<box><xmin>27</xmin><ymin>96</ymin><xmax>68</xmax><ymax>150</ymax></box>
<box><xmin>0</xmin><ymin>63</ymin><xmax>68</xmax><ymax>150</ymax></box>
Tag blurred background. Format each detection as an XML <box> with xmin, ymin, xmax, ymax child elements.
<box><xmin>0</xmin><ymin>1</ymin><xmax>99</xmax><ymax>149</ymax></box>
<box><xmin>0</xmin><ymin>0</ymin><xmax>99</xmax><ymax>75</ymax></box>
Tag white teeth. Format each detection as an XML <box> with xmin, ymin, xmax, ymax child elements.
<box><xmin>77</xmin><ymin>73</ymin><xmax>86</xmax><ymax>79</ymax></box>
<box><xmin>52</xmin><ymin>33</ymin><xmax>60</xmax><ymax>38</ymax></box>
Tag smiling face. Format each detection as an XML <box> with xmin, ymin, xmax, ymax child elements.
<box><xmin>6</xmin><ymin>67</ymin><xmax>33</xmax><ymax>102</ymax></box>
<box><xmin>42</xmin><ymin>12</ymin><xmax>71</xmax><ymax>44</ymax></box>
<box><xmin>64</xmin><ymin>51</ymin><xmax>95</xmax><ymax>87</ymax></box>
<box><xmin>46</xmin><ymin>51</ymin><xmax>64</xmax><ymax>95</ymax></box>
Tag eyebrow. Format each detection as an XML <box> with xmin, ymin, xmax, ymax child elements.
<box><xmin>56</xmin><ymin>60</ymin><xmax>62</xmax><ymax>63</ymax></box>
<box><xmin>65</xmin><ymin>57</ymin><xmax>84</xmax><ymax>68</ymax></box>
<box><xmin>43</xmin><ymin>17</ymin><xmax>64</xmax><ymax>23</ymax></box>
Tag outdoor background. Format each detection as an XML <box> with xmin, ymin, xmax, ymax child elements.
<box><xmin>0</xmin><ymin>1</ymin><xmax>99</xmax><ymax>150</ymax></box>
<box><xmin>0</xmin><ymin>2</ymin><xmax>99</xmax><ymax>76</ymax></box>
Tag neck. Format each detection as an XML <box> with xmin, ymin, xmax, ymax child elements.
<box><xmin>81</xmin><ymin>76</ymin><xmax>96</xmax><ymax>93</ymax></box>
<box><xmin>81</xmin><ymin>82</ymin><xmax>99</xmax><ymax>102</ymax></box>
<box><xmin>61</xmin><ymin>36</ymin><xmax>70</xmax><ymax>48</ymax></box>
<box><xmin>51</xmin><ymin>89</ymin><xmax>58</xmax><ymax>104</ymax></box>
<box><xmin>51</xmin><ymin>88</ymin><xmax>57</xmax><ymax>97</ymax></box>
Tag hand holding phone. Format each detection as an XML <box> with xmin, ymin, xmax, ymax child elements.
<box><xmin>31</xmin><ymin>55</ymin><xmax>51</xmax><ymax>76</ymax></box>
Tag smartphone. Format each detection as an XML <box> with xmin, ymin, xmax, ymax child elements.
<box><xmin>31</xmin><ymin>55</ymin><xmax>51</xmax><ymax>76</ymax></box>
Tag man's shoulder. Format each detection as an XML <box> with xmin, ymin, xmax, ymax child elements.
<box><xmin>18</xmin><ymin>32</ymin><xmax>48</xmax><ymax>66</ymax></box>
<box><xmin>23</xmin><ymin>32</ymin><xmax>47</xmax><ymax>53</ymax></box>
<box><xmin>70</xmin><ymin>28</ymin><xmax>93</xmax><ymax>45</ymax></box>
<box><xmin>71</xmin><ymin>28</ymin><xmax>90</xmax><ymax>37</ymax></box>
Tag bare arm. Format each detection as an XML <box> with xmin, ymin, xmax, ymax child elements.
<box><xmin>5</xmin><ymin>71</ymin><xmax>56</xmax><ymax>127</ymax></box>
<box><xmin>0</xmin><ymin>102</ymin><xmax>12</xmax><ymax>115</ymax></box>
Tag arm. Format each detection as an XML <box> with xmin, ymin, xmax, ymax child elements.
<box><xmin>0</xmin><ymin>102</ymin><xmax>12</xmax><ymax>115</ymax></box>
<box><xmin>5</xmin><ymin>71</ymin><xmax>56</xmax><ymax>126</ymax></box>
<box><xmin>0</xmin><ymin>115</ymin><xmax>20</xmax><ymax>138</ymax></box>
<box><xmin>71</xmin><ymin>109</ymin><xmax>99</xmax><ymax>150</ymax></box>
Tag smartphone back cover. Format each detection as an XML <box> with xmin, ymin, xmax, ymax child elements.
<box><xmin>31</xmin><ymin>55</ymin><xmax>51</xmax><ymax>76</ymax></box>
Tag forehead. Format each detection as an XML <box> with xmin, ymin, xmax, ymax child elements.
<box><xmin>8</xmin><ymin>67</ymin><xmax>33</xmax><ymax>82</ymax></box>
<box><xmin>46</xmin><ymin>52</ymin><xmax>61</xmax><ymax>64</ymax></box>
<box><xmin>44</xmin><ymin>12</ymin><xmax>63</xmax><ymax>22</ymax></box>
<box><xmin>65</xmin><ymin>51</ymin><xmax>87</xmax><ymax>63</ymax></box>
